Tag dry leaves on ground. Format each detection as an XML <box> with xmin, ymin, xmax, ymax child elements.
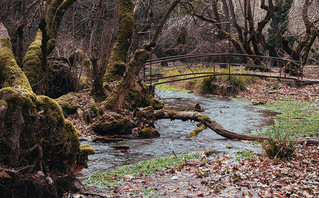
<box><xmin>72</xmin><ymin>145</ymin><xmax>319</xmax><ymax>198</ymax></box>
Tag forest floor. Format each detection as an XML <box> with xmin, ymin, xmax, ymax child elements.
<box><xmin>67</xmin><ymin>77</ymin><xmax>319</xmax><ymax>198</ymax></box>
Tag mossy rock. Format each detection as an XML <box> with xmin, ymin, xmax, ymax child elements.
<box><xmin>55</xmin><ymin>92</ymin><xmax>81</xmax><ymax>117</ymax></box>
<box><xmin>149</xmin><ymin>97</ymin><xmax>164</xmax><ymax>110</ymax></box>
<box><xmin>91</xmin><ymin>112</ymin><xmax>131</xmax><ymax>136</ymax></box>
<box><xmin>139</xmin><ymin>127</ymin><xmax>160</xmax><ymax>138</ymax></box>
<box><xmin>78</xmin><ymin>144</ymin><xmax>95</xmax><ymax>165</ymax></box>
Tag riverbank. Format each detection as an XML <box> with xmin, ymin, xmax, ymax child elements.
<box><xmin>67</xmin><ymin>78</ymin><xmax>319</xmax><ymax>197</ymax></box>
<box><xmin>72</xmin><ymin>145</ymin><xmax>318</xmax><ymax>197</ymax></box>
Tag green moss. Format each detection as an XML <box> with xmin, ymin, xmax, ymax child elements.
<box><xmin>189</xmin><ymin>123</ymin><xmax>207</xmax><ymax>137</ymax></box>
<box><xmin>167</xmin><ymin>110</ymin><xmax>177</xmax><ymax>118</ymax></box>
<box><xmin>56</xmin><ymin>92</ymin><xmax>81</xmax><ymax>117</ymax></box>
<box><xmin>139</xmin><ymin>127</ymin><xmax>160</xmax><ymax>138</ymax></box>
<box><xmin>0</xmin><ymin>37</ymin><xmax>11</xmax><ymax>48</ymax></box>
<box><xmin>36</xmin><ymin>95</ymin><xmax>65</xmax><ymax>127</ymax></box>
<box><xmin>64</xmin><ymin>120</ymin><xmax>80</xmax><ymax>151</ymax></box>
<box><xmin>23</xmin><ymin>29</ymin><xmax>51</xmax><ymax>94</ymax></box>
<box><xmin>104</xmin><ymin>0</ymin><xmax>134</xmax><ymax>82</ymax></box>
<box><xmin>149</xmin><ymin>97</ymin><xmax>164</xmax><ymax>110</ymax></box>
<box><xmin>83</xmin><ymin>110</ymin><xmax>92</xmax><ymax>123</ymax></box>
<box><xmin>199</xmin><ymin>114</ymin><xmax>213</xmax><ymax>123</ymax></box>
<box><xmin>92</xmin><ymin>116</ymin><xmax>129</xmax><ymax>136</ymax></box>
<box><xmin>0</xmin><ymin>37</ymin><xmax>32</xmax><ymax>91</ymax></box>
<box><xmin>78</xmin><ymin>144</ymin><xmax>95</xmax><ymax>165</ymax></box>
<box><xmin>0</xmin><ymin>87</ymin><xmax>81</xmax><ymax>168</ymax></box>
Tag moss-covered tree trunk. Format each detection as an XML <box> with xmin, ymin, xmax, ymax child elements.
<box><xmin>23</xmin><ymin>0</ymin><xmax>77</xmax><ymax>95</ymax></box>
<box><xmin>0</xmin><ymin>21</ymin><xmax>93</xmax><ymax>197</ymax></box>
<box><xmin>102</xmin><ymin>0</ymin><xmax>181</xmax><ymax>111</ymax></box>
<box><xmin>104</xmin><ymin>0</ymin><xmax>134</xmax><ymax>82</ymax></box>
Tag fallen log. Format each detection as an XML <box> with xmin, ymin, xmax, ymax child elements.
<box><xmin>154</xmin><ymin>109</ymin><xmax>319</xmax><ymax>145</ymax></box>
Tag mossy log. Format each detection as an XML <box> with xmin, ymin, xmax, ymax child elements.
<box><xmin>154</xmin><ymin>109</ymin><xmax>319</xmax><ymax>145</ymax></box>
<box><xmin>154</xmin><ymin>109</ymin><xmax>267</xmax><ymax>141</ymax></box>
<box><xmin>104</xmin><ymin>0</ymin><xmax>134</xmax><ymax>82</ymax></box>
<box><xmin>189</xmin><ymin>123</ymin><xmax>207</xmax><ymax>137</ymax></box>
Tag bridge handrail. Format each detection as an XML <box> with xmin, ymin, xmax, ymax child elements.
<box><xmin>144</xmin><ymin>53</ymin><xmax>300</xmax><ymax>65</ymax></box>
<box><xmin>143</xmin><ymin>62</ymin><xmax>295</xmax><ymax>75</ymax></box>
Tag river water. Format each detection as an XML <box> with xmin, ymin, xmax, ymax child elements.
<box><xmin>79</xmin><ymin>90</ymin><xmax>277</xmax><ymax>178</ymax></box>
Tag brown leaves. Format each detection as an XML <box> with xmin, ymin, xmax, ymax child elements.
<box><xmin>88</xmin><ymin>145</ymin><xmax>319</xmax><ymax>197</ymax></box>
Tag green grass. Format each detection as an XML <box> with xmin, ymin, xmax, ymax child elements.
<box><xmin>258</xmin><ymin>101</ymin><xmax>319</xmax><ymax>139</ymax></box>
<box><xmin>155</xmin><ymin>81</ymin><xmax>190</xmax><ymax>92</ymax></box>
<box><xmin>232</xmin><ymin>98</ymin><xmax>252</xmax><ymax>103</ymax></box>
<box><xmin>131</xmin><ymin>187</ymin><xmax>159</xmax><ymax>197</ymax></box>
<box><xmin>84</xmin><ymin>152</ymin><xmax>200</xmax><ymax>188</ymax></box>
<box><xmin>234</xmin><ymin>150</ymin><xmax>258</xmax><ymax>160</ymax></box>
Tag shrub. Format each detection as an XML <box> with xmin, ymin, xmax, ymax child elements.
<box><xmin>262</xmin><ymin>138</ymin><xmax>296</xmax><ymax>160</ymax></box>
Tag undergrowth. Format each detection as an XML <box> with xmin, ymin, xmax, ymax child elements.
<box><xmin>155</xmin><ymin>66</ymin><xmax>256</xmax><ymax>95</ymax></box>
<box><xmin>259</xmin><ymin>101</ymin><xmax>319</xmax><ymax>138</ymax></box>
<box><xmin>258</xmin><ymin>100</ymin><xmax>319</xmax><ymax>159</ymax></box>
<box><xmin>84</xmin><ymin>152</ymin><xmax>199</xmax><ymax>188</ymax></box>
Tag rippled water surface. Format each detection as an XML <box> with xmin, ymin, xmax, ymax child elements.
<box><xmin>80</xmin><ymin>90</ymin><xmax>277</xmax><ymax>178</ymax></box>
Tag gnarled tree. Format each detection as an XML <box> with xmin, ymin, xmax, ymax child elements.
<box><xmin>0</xmin><ymin>21</ymin><xmax>94</xmax><ymax>197</ymax></box>
<box><xmin>23</xmin><ymin>0</ymin><xmax>77</xmax><ymax>95</ymax></box>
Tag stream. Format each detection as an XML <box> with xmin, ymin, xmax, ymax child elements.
<box><xmin>79</xmin><ymin>90</ymin><xmax>278</xmax><ymax>179</ymax></box>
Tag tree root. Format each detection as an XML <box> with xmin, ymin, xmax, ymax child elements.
<box><xmin>154</xmin><ymin>109</ymin><xmax>319</xmax><ymax>145</ymax></box>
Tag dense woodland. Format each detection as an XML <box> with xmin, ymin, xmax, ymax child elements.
<box><xmin>0</xmin><ymin>0</ymin><xmax>319</xmax><ymax>197</ymax></box>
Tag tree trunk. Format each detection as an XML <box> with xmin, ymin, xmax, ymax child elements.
<box><xmin>0</xmin><ymin>22</ymin><xmax>32</xmax><ymax>91</ymax></box>
<box><xmin>104</xmin><ymin>0</ymin><xmax>134</xmax><ymax>82</ymax></box>
<box><xmin>154</xmin><ymin>109</ymin><xmax>319</xmax><ymax>145</ymax></box>
<box><xmin>23</xmin><ymin>0</ymin><xmax>77</xmax><ymax>95</ymax></box>
<box><xmin>102</xmin><ymin>0</ymin><xmax>181</xmax><ymax>111</ymax></box>
<box><xmin>154</xmin><ymin>109</ymin><xmax>267</xmax><ymax>141</ymax></box>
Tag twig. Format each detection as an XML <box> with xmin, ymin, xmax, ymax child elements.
<box><xmin>172</xmin><ymin>151</ymin><xmax>177</xmax><ymax>158</ymax></box>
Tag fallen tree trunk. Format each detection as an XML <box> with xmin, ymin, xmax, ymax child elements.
<box><xmin>154</xmin><ymin>109</ymin><xmax>267</xmax><ymax>141</ymax></box>
<box><xmin>154</xmin><ymin>109</ymin><xmax>319</xmax><ymax>145</ymax></box>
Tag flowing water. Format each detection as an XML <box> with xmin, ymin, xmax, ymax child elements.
<box><xmin>80</xmin><ymin>90</ymin><xmax>278</xmax><ymax>178</ymax></box>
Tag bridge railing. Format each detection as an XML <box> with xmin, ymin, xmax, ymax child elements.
<box><xmin>141</xmin><ymin>53</ymin><xmax>302</xmax><ymax>85</ymax></box>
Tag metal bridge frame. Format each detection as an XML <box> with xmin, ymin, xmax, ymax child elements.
<box><xmin>142</xmin><ymin>53</ymin><xmax>302</xmax><ymax>85</ymax></box>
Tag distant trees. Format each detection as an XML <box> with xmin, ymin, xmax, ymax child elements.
<box><xmin>266</xmin><ymin>0</ymin><xmax>293</xmax><ymax>59</ymax></box>
<box><xmin>153</xmin><ymin>0</ymin><xmax>319</xmax><ymax>75</ymax></box>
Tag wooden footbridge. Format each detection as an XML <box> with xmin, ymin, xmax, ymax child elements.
<box><xmin>141</xmin><ymin>53</ymin><xmax>319</xmax><ymax>85</ymax></box>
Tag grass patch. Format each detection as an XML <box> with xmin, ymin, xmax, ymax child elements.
<box><xmin>234</xmin><ymin>150</ymin><xmax>258</xmax><ymax>160</ymax></box>
<box><xmin>232</xmin><ymin>98</ymin><xmax>252</xmax><ymax>103</ymax></box>
<box><xmin>84</xmin><ymin>152</ymin><xmax>200</xmax><ymax>188</ymax></box>
<box><xmin>131</xmin><ymin>187</ymin><xmax>159</xmax><ymax>197</ymax></box>
<box><xmin>258</xmin><ymin>101</ymin><xmax>319</xmax><ymax>139</ymax></box>
<box><xmin>155</xmin><ymin>82</ymin><xmax>189</xmax><ymax>92</ymax></box>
